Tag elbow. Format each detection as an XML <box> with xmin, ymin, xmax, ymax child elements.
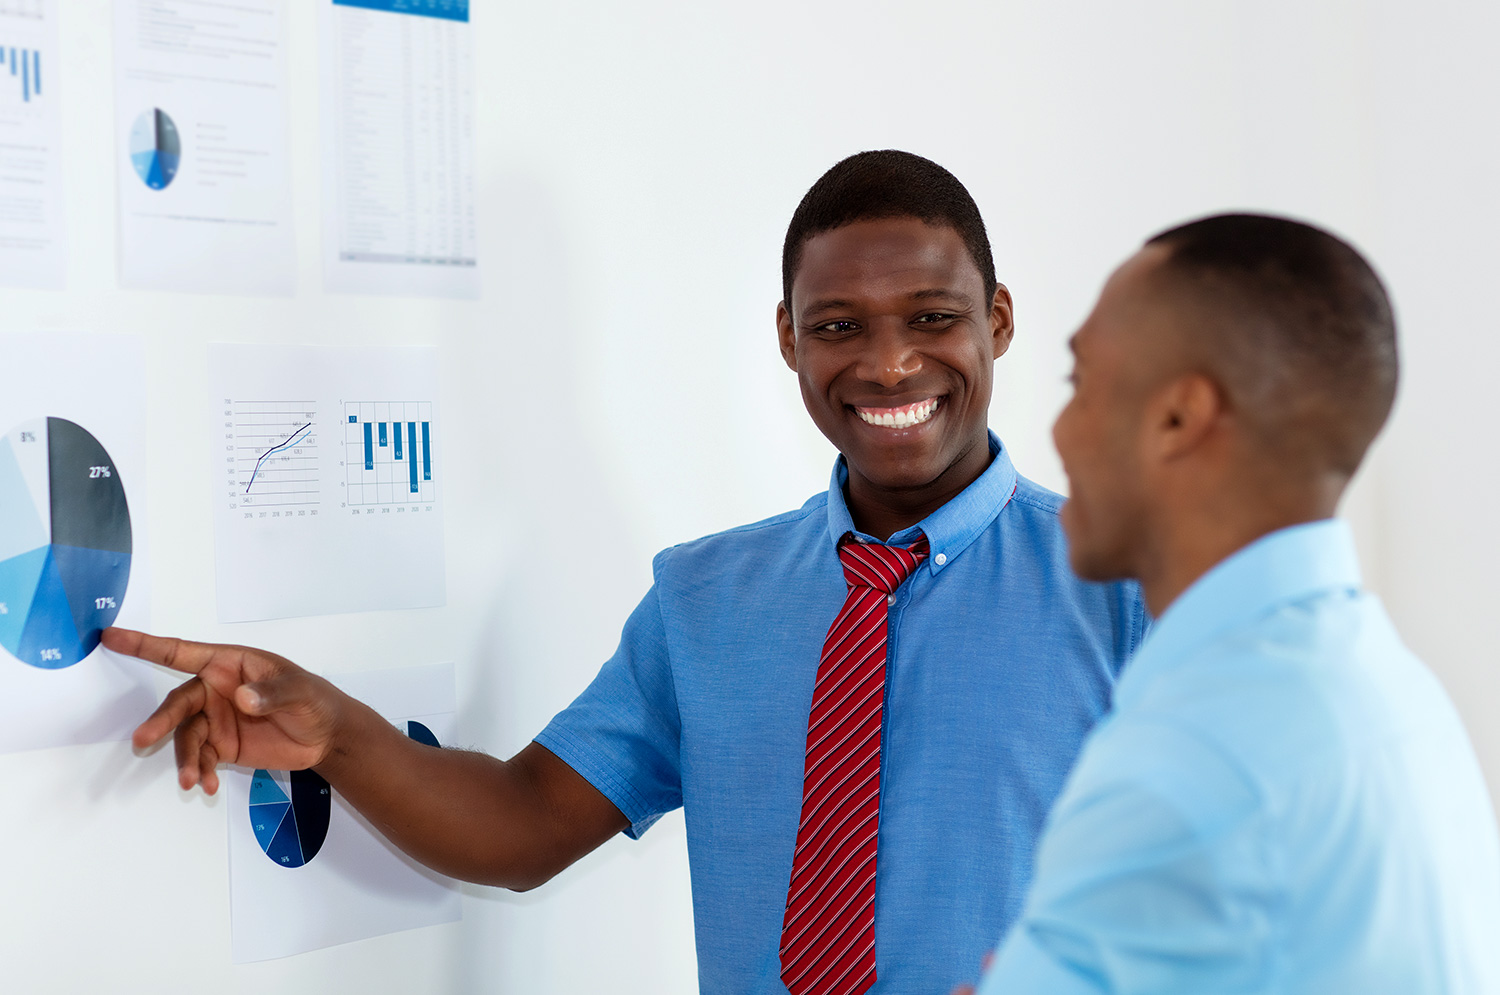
<box><xmin>468</xmin><ymin>859</ymin><xmax>565</xmax><ymax>893</ymax></box>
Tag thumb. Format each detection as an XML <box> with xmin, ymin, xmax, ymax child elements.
<box><xmin>235</xmin><ymin>679</ymin><xmax>288</xmax><ymax>716</ymax></box>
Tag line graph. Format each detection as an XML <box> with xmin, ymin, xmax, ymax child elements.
<box><xmin>223</xmin><ymin>401</ymin><xmax>321</xmax><ymax>512</ymax></box>
<box><xmin>246</xmin><ymin>421</ymin><xmax>312</xmax><ymax>493</ymax></box>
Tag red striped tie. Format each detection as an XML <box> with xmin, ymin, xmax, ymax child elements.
<box><xmin>780</xmin><ymin>534</ymin><xmax>929</xmax><ymax>995</ymax></box>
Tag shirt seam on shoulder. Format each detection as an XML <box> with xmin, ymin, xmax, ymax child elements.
<box><xmin>654</xmin><ymin>502</ymin><xmax>826</xmax><ymax>573</ymax></box>
<box><xmin>1008</xmin><ymin>489</ymin><xmax>1063</xmax><ymax>515</ymax></box>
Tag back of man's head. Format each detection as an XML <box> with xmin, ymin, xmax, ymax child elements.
<box><xmin>782</xmin><ymin>150</ymin><xmax>997</xmax><ymax>306</ymax></box>
<box><xmin>1146</xmin><ymin>214</ymin><xmax>1398</xmax><ymax>479</ymax></box>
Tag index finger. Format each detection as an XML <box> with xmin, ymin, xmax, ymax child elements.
<box><xmin>102</xmin><ymin>628</ymin><xmax>220</xmax><ymax>676</ymax></box>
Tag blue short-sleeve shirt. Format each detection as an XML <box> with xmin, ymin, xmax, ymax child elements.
<box><xmin>537</xmin><ymin>434</ymin><xmax>1147</xmax><ymax>993</ymax></box>
<box><xmin>978</xmin><ymin>520</ymin><xmax>1500</xmax><ymax>994</ymax></box>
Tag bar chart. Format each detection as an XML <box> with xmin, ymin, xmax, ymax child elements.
<box><xmin>0</xmin><ymin>43</ymin><xmax>39</xmax><ymax>102</ymax></box>
<box><xmin>343</xmin><ymin>401</ymin><xmax>435</xmax><ymax>506</ymax></box>
<box><xmin>0</xmin><ymin>1</ymin><xmax>62</xmax><ymax>290</ymax></box>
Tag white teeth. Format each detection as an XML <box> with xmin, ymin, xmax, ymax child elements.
<box><xmin>857</xmin><ymin>399</ymin><xmax>939</xmax><ymax>429</ymax></box>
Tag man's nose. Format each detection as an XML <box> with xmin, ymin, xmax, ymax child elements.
<box><xmin>856</xmin><ymin>322</ymin><xmax>922</xmax><ymax>388</ymax></box>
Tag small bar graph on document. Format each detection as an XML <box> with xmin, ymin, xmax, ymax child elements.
<box><xmin>343</xmin><ymin>402</ymin><xmax>435</xmax><ymax>506</ymax></box>
<box><xmin>0</xmin><ymin>0</ymin><xmax>63</xmax><ymax>289</ymax></box>
<box><xmin>0</xmin><ymin>44</ymin><xmax>40</xmax><ymax>101</ymax></box>
<box><xmin>224</xmin><ymin>401</ymin><xmax>320</xmax><ymax>512</ymax></box>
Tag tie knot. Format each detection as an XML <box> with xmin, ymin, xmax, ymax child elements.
<box><xmin>837</xmin><ymin>535</ymin><xmax>929</xmax><ymax>594</ymax></box>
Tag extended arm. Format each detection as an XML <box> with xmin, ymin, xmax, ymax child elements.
<box><xmin>107</xmin><ymin>627</ymin><xmax>629</xmax><ymax>890</ymax></box>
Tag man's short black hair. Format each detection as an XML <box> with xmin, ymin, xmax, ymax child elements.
<box><xmin>1147</xmin><ymin>213</ymin><xmax>1398</xmax><ymax>476</ymax></box>
<box><xmin>782</xmin><ymin>150</ymin><xmax>997</xmax><ymax>306</ymax></box>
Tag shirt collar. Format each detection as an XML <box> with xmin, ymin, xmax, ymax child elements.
<box><xmin>824</xmin><ymin>430</ymin><xmax>1018</xmax><ymax>575</ymax></box>
<box><xmin>1116</xmin><ymin>518</ymin><xmax>1363</xmax><ymax>706</ymax></box>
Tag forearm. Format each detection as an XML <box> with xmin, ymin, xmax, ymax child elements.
<box><xmin>314</xmin><ymin>700</ymin><xmax>625</xmax><ymax>889</ymax></box>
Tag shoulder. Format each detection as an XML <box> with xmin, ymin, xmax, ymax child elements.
<box><xmin>1127</xmin><ymin>594</ymin><xmax>1433</xmax><ymax>787</ymax></box>
<box><xmin>650</xmin><ymin>491</ymin><xmax>829</xmax><ymax>581</ymax></box>
<box><xmin>1007</xmin><ymin>473</ymin><xmax>1067</xmax><ymax>518</ymax></box>
<box><xmin>1058</xmin><ymin>712</ymin><xmax>1263</xmax><ymax>844</ymax></box>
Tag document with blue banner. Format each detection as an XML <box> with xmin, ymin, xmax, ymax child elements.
<box><xmin>320</xmin><ymin>0</ymin><xmax>479</xmax><ymax>299</ymax></box>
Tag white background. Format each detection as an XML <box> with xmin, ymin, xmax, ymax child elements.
<box><xmin>2</xmin><ymin>1</ymin><xmax>1496</xmax><ymax>992</ymax></box>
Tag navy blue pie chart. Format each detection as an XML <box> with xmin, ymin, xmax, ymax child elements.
<box><xmin>248</xmin><ymin>721</ymin><xmax>442</xmax><ymax>868</ymax></box>
<box><xmin>249</xmin><ymin>768</ymin><xmax>332</xmax><ymax>869</ymax></box>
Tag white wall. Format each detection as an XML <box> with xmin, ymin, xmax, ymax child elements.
<box><xmin>4</xmin><ymin>1</ymin><xmax>1496</xmax><ymax>992</ymax></box>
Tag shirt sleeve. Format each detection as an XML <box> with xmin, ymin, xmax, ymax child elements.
<box><xmin>976</xmin><ymin>720</ymin><xmax>1275</xmax><ymax>995</ymax></box>
<box><xmin>533</xmin><ymin>561</ymin><xmax>683</xmax><ymax>840</ymax></box>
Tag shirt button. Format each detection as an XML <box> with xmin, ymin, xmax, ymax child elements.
<box><xmin>887</xmin><ymin>594</ymin><xmax>896</xmax><ymax>606</ymax></box>
<box><xmin>934</xmin><ymin>553</ymin><xmax>947</xmax><ymax>566</ymax></box>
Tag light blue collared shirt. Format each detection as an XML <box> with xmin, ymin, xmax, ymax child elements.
<box><xmin>538</xmin><ymin>433</ymin><xmax>1146</xmax><ymax>993</ymax></box>
<box><xmin>979</xmin><ymin>519</ymin><xmax>1500</xmax><ymax>994</ymax></box>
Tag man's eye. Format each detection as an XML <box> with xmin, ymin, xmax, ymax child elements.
<box><xmin>914</xmin><ymin>312</ymin><xmax>956</xmax><ymax>325</ymax></box>
<box><xmin>814</xmin><ymin>320</ymin><xmax>859</xmax><ymax>334</ymax></box>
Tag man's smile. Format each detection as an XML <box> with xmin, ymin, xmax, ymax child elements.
<box><xmin>852</xmin><ymin>397</ymin><xmax>942</xmax><ymax>430</ymax></box>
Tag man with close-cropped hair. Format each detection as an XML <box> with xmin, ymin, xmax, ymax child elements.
<box><xmin>973</xmin><ymin>214</ymin><xmax>1500</xmax><ymax>994</ymax></box>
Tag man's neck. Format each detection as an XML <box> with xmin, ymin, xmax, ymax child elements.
<box><xmin>844</xmin><ymin>441</ymin><xmax>994</xmax><ymax>541</ymax></box>
<box><xmin>1139</xmin><ymin>487</ymin><xmax>1344</xmax><ymax>617</ymax></box>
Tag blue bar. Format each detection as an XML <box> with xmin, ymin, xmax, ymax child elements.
<box><xmin>348</xmin><ymin>414</ymin><xmax>357</xmax><ymax>423</ymax></box>
<box><xmin>32</xmin><ymin>50</ymin><xmax>39</xmax><ymax>96</ymax></box>
<box><xmin>393</xmin><ymin>423</ymin><xmax>403</xmax><ymax>459</ymax></box>
<box><xmin>333</xmin><ymin>0</ymin><xmax>469</xmax><ymax>23</ymax></box>
<box><xmin>22</xmin><ymin>47</ymin><xmax>28</xmax><ymax>101</ymax></box>
<box><xmin>407</xmin><ymin>423</ymin><xmax>418</xmax><ymax>492</ymax></box>
<box><xmin>10</xmin><ymin>49</ymin><xmax>15</xmax><ymax>76</ymax></box>
<box><xmin>421</xmin><ymin>422</ymin><xmax>431</xmax><ymax>481</ymax></box>
<box><xmin>363</xmin><ymin>422</ymin><xmax>373</xmax><ymax>470</ymax></box>
<box><xmin>378</xmin><ymin>422</ymin><xmax>387</xmax><ymax>447</ymax></box>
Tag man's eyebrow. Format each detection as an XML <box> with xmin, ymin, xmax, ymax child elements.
<box><xmin>799</xmin><ymin>288</ymin><xmax>973</xmax><ymax>320</ymax></box>
<box><xmin>909</xmin><ymin>288</ymin><xmax>973</xmax><ymax>306</ymax></box>
<box><xmin>799</xmin><ymin>298</ymin><xmax>855</xmax><ymax>319</ymax></box>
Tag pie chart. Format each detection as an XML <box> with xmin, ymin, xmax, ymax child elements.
<box><xmin>250</xmin><ymin>768</ymin><xmax>332</xmax><ymax>869</ymax></box>
<box><xmin>129</xmin><ymin>107</ymin><xmax>181</xmax><ymax>190</ymax></box>
<box><xmin>0</xmin><ymin>418</ymin><xmax>131</xmax><ymax>670</ymax></box>
<box><xmin>406</xmin><ymin>720</ymin><xmax>439</xmax><ymax>747</ymax></box>
<box><xmin>247</xmin><ymin>722</ymin><xmax>440</xmax><ymax>869</ymax></box>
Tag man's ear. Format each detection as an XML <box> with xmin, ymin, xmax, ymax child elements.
<box><xmin>776</xmin><ymin>301</ymin><xmax>798</xmax><ymax>372</ymax></box>
<box><xmin>990</xmin><ymin>284</ymin><xmax>1016</xmax><ymax>360</ymax></box>
<box><xmin>1151</xmin><ymin>372</ymin><xmax>1225</xmax><ymax>461</ymax></box>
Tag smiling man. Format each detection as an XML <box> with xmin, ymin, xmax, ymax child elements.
<box><xmin>972</xmin><ymin>214</ymin><xmax>1500</xmax><ymax>993</ymax></box>
<box><xmin>108</xmin><ymin>151</ymin><xmax>1145</xmax><ymax>994</ymax></box>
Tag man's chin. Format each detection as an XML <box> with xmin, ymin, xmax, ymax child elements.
<box><xmin>844</xmin><ymin>456</ymin><xmax>953</xmax><ymax>497</ymax></box>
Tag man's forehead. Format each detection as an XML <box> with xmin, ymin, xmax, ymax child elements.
<box><xmin>1095</xmin><ymin>248</ymin><xmax>1181</xmax><ymax>324</ymax></box>
<box><xmin>793</xmin><ymin>218</ymin><xmax>980</xmax><ymax>297</ymax></box>
<box><xmin>1079</xmin><ymin>245</ymin><xmax>1205</xmax><ymax>378</ymax></box>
